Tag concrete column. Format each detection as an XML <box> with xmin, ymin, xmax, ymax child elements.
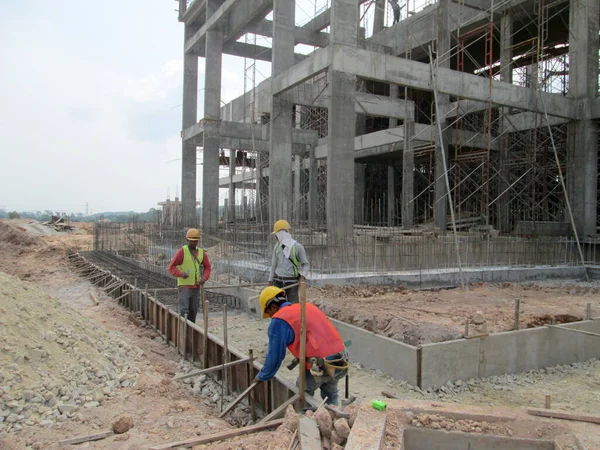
<box><xmin>181</xmin><ymin>25</ymin><xmax>199</xmax><ymax>228</ymax></box>
<box><xmin>328</xmin><ymin>0</ymin><xmax>358</xmax><ymax>243</ymax></box>
<box><xmin>355</xmin><ymin>164</ymin><xmax>366</xmax><ymax>225</ymax></box>
<box><xmin>308</xmin><ymin>145</ymin><xmax>318</xmax><ymax>226</ymax></box>
<box><xmin>387</xmin><ymin>163</ymin><xmax>396</xmax><ymax>226</ymax></box>
<box><xmin>269</xmin><ymin>0</ymin><xmax>295</xmax><ymax>226</ymax></box>
<box><xmin>402</xmin><ymin>120</ymin><xmax>415</xmax><ymax>228</ymax></box>
<box><xmin>568</xmin><ymin>0</ymin><xmax>599</xmax><ymax>237</ymax></box>
<box><xmin>202</xmin><ymin>0</ymin><xmax>223</xmax><ymax>231</ymax></box>
<box><xmin>228</xmin><ymin>150</ymin><xmax>236</xmax><ymax>223</ymax></box>
<box><xmin>498</xmin><ymin>11</ymin><xmax>512</xmax><ymax>233</ymax></box>
<box><xmin>373</xmin><ymin>0</ymin><xmax>386</xmax><ymax>34</ymax></box>
<box><xmin>293</xmin><ymin>155</ymin><xmax>301</xmax><ymax>223</ymax></box>
<box><xmin>434</xmin><ymin>0</ymin><xmax>450</xmax><ymax>232</ymax></box>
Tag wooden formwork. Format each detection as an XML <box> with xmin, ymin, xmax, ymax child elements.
<box><xmin>67</xmin><ymin>252</ymin><xmax>311</xmax><ymax>416</ymax></box>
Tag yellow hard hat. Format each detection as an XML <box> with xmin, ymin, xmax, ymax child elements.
<box><xmin>259</xmin><ymin>286</ymin><xmax>286</xmax><ymax>318</ymax></box>
<box><xmin>272</xmin><ymin>219</ymin><xmax>290</xmax><ymax>234</ymax></box>
<box><xmin>185</xmin><ymin>228</ymin><xmax>201</xmax><ymax>241</ymax></box>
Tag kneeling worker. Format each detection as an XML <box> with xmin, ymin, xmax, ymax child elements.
<box><xmin>253</xmin><ymin>286</ymin><xmax>349</xmax><ymax>405</ymax></box>
<box><xmin>168</xmin><ymin>228</ymin><xmax>211</xmax><ymax>323</ymax></box>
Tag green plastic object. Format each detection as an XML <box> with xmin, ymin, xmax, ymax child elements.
<box><xmin>372</xmin><ymin>399</ymin><xmax>387</xmax><ymax>411</ymax></box>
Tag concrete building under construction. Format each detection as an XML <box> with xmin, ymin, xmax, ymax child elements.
<box><xmin>173</xmin><ymin>0</ymin><xmax>600</xmax><ymax>280</ymax></box>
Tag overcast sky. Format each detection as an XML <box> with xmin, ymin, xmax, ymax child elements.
<box><xmin>0</xmin><ymin>0</ymin><xmax>387</xmax><ymax>214</ymax></box>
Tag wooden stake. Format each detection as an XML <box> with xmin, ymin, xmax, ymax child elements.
<box><xmin>59</xmin><ymin>430</ymin><xmax>114</xmax><ymax>446</ymax></box>
<box><xmin>106</xmin><ymin>282</ymin><xmax>126</xmax><ymax>297</ymax></box>
<box><xmin>183</xmin><ymin>313</ymin><xmax>188</xmax><ymax>360</ymax></box>
<box><xmin>287</xmin><ymin>429</ymin><xmax>298</xmax><ymax>450</ymax></box>
<box><xmin>258</xmin><ymin>394</ymin><xmax>300</xmax><ymax>424</ymax></box>
<box><xmin>586</xmin><ymin>303</ymin><xmax>592</xmax><ymax>320</ymax></box>
<box><xmin>248</xmin><ymin>349</ymin><xmax>256</xmax><ymax>422</ymax></box>
<box><xmin>545</xmin><ymin>394</ymin><xmax>551</xmax><ymax>409</ymax></box>
<box><xmin>172</xmin><ymin>358</ymin><xmax>250</xmax><ymax>380</ymax></box>
<box><xmin>147</xmin><ymin>419</ymin><xmax>284</xmax><ymax>450</ymax></box>
<box><xmin>299</xmin><ymin>278</ymin><xmax>307</xmax><ymax>408</ymax></box>
<box><xmin>464</xmin><ymin>319</ymin><xmax>469</xmax><ymax>337</ymax></box>
<box><xmin>202</xmin><ymin>286</ymin><xmax>209</xmax><ymax>368</ymax></box>
<box><xmin>89</xmin><ymin>291</ymin><xmax>99</xmax><ymax>306</ymax></box>
<box><xmin>144</xmin><ymin>284</ymin><xmax>149</xmax><ymax>324</ymax></box>
<box><xmin>114</xmin><ymin>291</ymin><xmax>131</xmax><ymax>303</ymax></box>
<box><xmin>514</xmin><ymin>298</ymin><xmax>520</xmax><ymax>330</ymax></box>
<box><xmin>219</xmin><ymin>382</ymin><xmax>259</xmax><ymax>418</ymax></box>
<box><xmin>223</xmin><ymin>303</ymin><xmax>230</xmax><ymax>395</ymax></box>
<box><xmin>527</xmin><ymin>408</ymin><xmax>600</xmax><ymax>425</ymax></box>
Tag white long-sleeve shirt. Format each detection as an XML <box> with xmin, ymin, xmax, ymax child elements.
<box><xmin>268</xmin><ymin>241</ymin><xmax>310</xmax><ymax>281</ymax></box>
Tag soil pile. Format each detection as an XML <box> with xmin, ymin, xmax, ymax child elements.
<box><xmin>0</xmin><ymin>272</ymin><xmax>142</xmax><ymax>435</ymax></box>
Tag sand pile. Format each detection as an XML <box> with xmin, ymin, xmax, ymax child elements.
<box><xmin>0</xmin><ymin>272</ymin><xmax>142</xmax><ymax>435</ymax></box>
<box><xmin>0</xmin><ymin>222</ymin><xmax>37</xmax><ymax>248</ymax></box>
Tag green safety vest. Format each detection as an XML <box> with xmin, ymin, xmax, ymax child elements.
<box><xmin>275</xmin><ymin>244</ymin><xmax>300</xmax><ymax>278</ymax></box>
<box><xmin>177</xmin><ymin>245</ymin><xmax>204</xmax><ymax>287</ymax></box>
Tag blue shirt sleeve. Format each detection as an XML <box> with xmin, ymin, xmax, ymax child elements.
<box><xmin>257</xmin><ymin>318</ymin><xmax>295</xmax><ymax>381</ymax></box>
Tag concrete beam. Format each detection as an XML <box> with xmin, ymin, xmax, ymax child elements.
<box><xmin>182</xmin><ymin>0</ymin><xmax>206</xmax><ymax>25</ymax></box>
<box><xmin>301</xmin><ymin>0</ymin><xmax>370</xmax><ymax>32</ymax></box>
<box><xmin>439</xmin><ymin>99</ymin><xmax>489</xmax><ymax>120</ymax></box>
<box><xmin>271</xmin><ymin>47</ymin><xmax>332</xmax><ymax>95</ymax></box>
<box><xmin>185</xmin><ymin>0</ymin><xmax>272</xmax><ymax>54</ymax></box>
<box><xmin>246</xmin><ymin>19</ymin><xmax>330</xmax><ymax>47</ymax></box>
<box><xmin>502</xmin><ymin>112</ymin><xmax>570</xmax><ymax>132</ymax></box>
<box><xmin>337</xmin><ymin>47</ymin><xmax>578</xmax><ymax>119</ymax></box>
<box><xmin>315</xmin><ymin>124</ymin><xmax>432</xmax><ymax>159</ymax></box>
<box><xmin>223</xmin><ymin>41</ymin><xmax>308</xmax><ymax>63</ymax></box>
<box><xmin>182</xmin><ymin>120</ymin><xmax>317</xmax><ymax>146</ymax></box>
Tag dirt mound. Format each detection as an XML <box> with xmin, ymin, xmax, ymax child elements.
<box><xmin>0</xmin><ymin>272</ymin><xmax>142</xmax><ymax>435</ymax></box>
<box><xmin>0</xmin><ymin>222</ymin><xmax>37</xmax><ymax>247</ymax></box>
<box><xmin>526</xmin><ymin>314</ymin><xmax>581</xmax><ymax>328</ymax></box>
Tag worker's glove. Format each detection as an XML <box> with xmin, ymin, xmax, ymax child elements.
<box><xmin>253</xmin><ymin>375</ymin><xmax>264</xmax><ymax>383</ymax></box>
<box><xmin>198</xmin><ymin>279</ymin><xmax>205</xmax><ymax>285</ymax></box>
<box><xmin>180</xmin><ymin>272</ymin><xmax>189</xmax><ymax>279</ymax></box>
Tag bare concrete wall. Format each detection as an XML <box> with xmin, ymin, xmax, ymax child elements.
<box><xmin>420</xmin><ymin>320</ymin><xmax>600</xmax><ymax>389</ymax></box>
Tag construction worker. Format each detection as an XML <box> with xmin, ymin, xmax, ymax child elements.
<box><xmin>269</xmin><ymin>220</ymin><xmax>309</xmax><ymax>303</ymax></box>
<box><xmin>389</xmin><ymin>0</ymin><xmax>401</xmax><ymax>24</ymax></box>
<box><xmin>253</xmin><ymin>286</ymin><xmax>349</xmax><ymax>405</ymax></box>
<box><xmin>168</xmin><ymin>228</ymin><xmax>211</xmax><ymax>323</ymax></box>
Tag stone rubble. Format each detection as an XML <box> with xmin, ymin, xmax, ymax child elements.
<box><xmin>0</xmin><ymin>272</ymin><xmax>142</xmax><ymax>438</ymax></box>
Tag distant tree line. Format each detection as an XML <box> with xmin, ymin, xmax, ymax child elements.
<box><xmin>0</xmin><ymin>208</ymin><xmax>162</xmax><ymax>223</ymax></box>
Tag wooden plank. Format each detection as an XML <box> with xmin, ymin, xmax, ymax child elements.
<box><xmin>148</xmin><ymin>419</ymin><xmax>284</xmax><ymax>450</ymax></box>
<box><xmin>527</xmin><ymin>408</ymin><xmax>600</xmax><ymax>425</ymax></box>
<box><xmin>345</xmin><ymin>409</ymin><xmax>387</xmax><ymax>450</ymax></box>
<box><xmin>258</xmin><ymin>394</ymin><xmax>300</xmax><ymax>424</ymax></box>
<box><xmin>298</xmin><ymin>416</ymin><xmax>321</xmax><ymax>450</ymax></box>
<box><xmin>59</xmin><ymin>430</ymin><xmax>114</xmax><ymax>446</ymax></box>
<box><xmin>219</xmin><ymin>382</ymin><xmax>259</xmax><ymax>418</ymax></box>
<box><xmin>172</xmin><ymin>358</ymin><xmax>250</xmax><ymax>380</ymax></box>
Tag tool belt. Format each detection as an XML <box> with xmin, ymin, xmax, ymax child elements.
<box><xmin>309</xmin><ymin>349</ymin><xmax>350</xmax><ymax>378</ymax></box>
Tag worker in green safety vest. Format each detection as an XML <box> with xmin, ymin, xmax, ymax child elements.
<box><xmin>268</xmin><ymin>220</ymin><xmax>310</xmax><ymax>303</ymax></box>
<box><xmin>168</xmin><ymin>228</ymin><xmax>212</xmax><ymax>322</ymax></box>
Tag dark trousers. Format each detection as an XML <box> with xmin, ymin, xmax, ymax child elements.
<box><xmin>298</xmin><ymin>367</ymin><xmax>348</xmax><ymax>406</ymax></box>
<box><xmin>273</xmin><ymin>279</ymin><xmax>299</xmax><ymax>303</ymax></box>
<box><xmin>178</xmin><ymin>287</ymin><xmax>200</xmax><ymax>322</ymax></box>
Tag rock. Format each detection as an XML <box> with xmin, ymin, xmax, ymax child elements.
<box><xmin>472</xmin><ymin>315</ymin><xmax>486</xmax><ymax>325</ymax></box>
<box><xmin>58</xmin><ymin>403</ymin><xmax>78</xmax><ymax>414</ymax></box>
<box><xmin>331</xmin><ymin>430</ymin><xmax>344</xmax><ymax>445</ymax></box>
<box><xmin>315</xmin><ymin>408</ymin><xmax>332</xmax><ymax>438</ymax></box>
<box><xmin>6</xmin><ymin>414</ymin><xmax>18</xmax><ymax>424</ymax></box>
<box><xmin>114</xmin><ymin>433</ymin><xmax>130</xmax><ymax>441</ymax></box>
<box><xmin>22</xmin><ymin>391</ymin><xmax>35</xmax><ymax>401</ymax></box>
<box><xmin>84</xmin><ymin>401</ymin><xmax>99</xmax><ymax>408</ymax></box>
<box><xmin>92</xmin><ymin>390</ymin><xmax>104</xmax><ymax>403</ymax></box>
<box><xmin>280</xmin><ymin>405</ymin><xmax>299</xmax><ymax>433</ymax></box>
<box><xmin>333</xmin><ymin>418</ymin><xmax>350</xmax><ymax>440</ymax></box>
<box><xmin>44</xmin><ymin>332</ymin><xmax>57</xmax><ymax>342</ymax></box>
<box><xmin>39</xmin><ymin>420</ymin><xmax>54</xmax><ymax>428</ymax></box>
<box><xmin>322</xmin><ymin>436</ymin><xmax>331</xmax><ymax>450</ymax></box>
<box><xmin>331</xmin><ymin>444</ymin><xmax>344</xmax><ymax>450</ymax></box>
<box><xmin>211</xmin><ymin>393</ymin><xmax>220</xmax><ymax>403</ymax></box>
<box><xmin>112</xmin><ymin>416</ymin><xmax>134</xmax><ymax>434</ymax></box>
